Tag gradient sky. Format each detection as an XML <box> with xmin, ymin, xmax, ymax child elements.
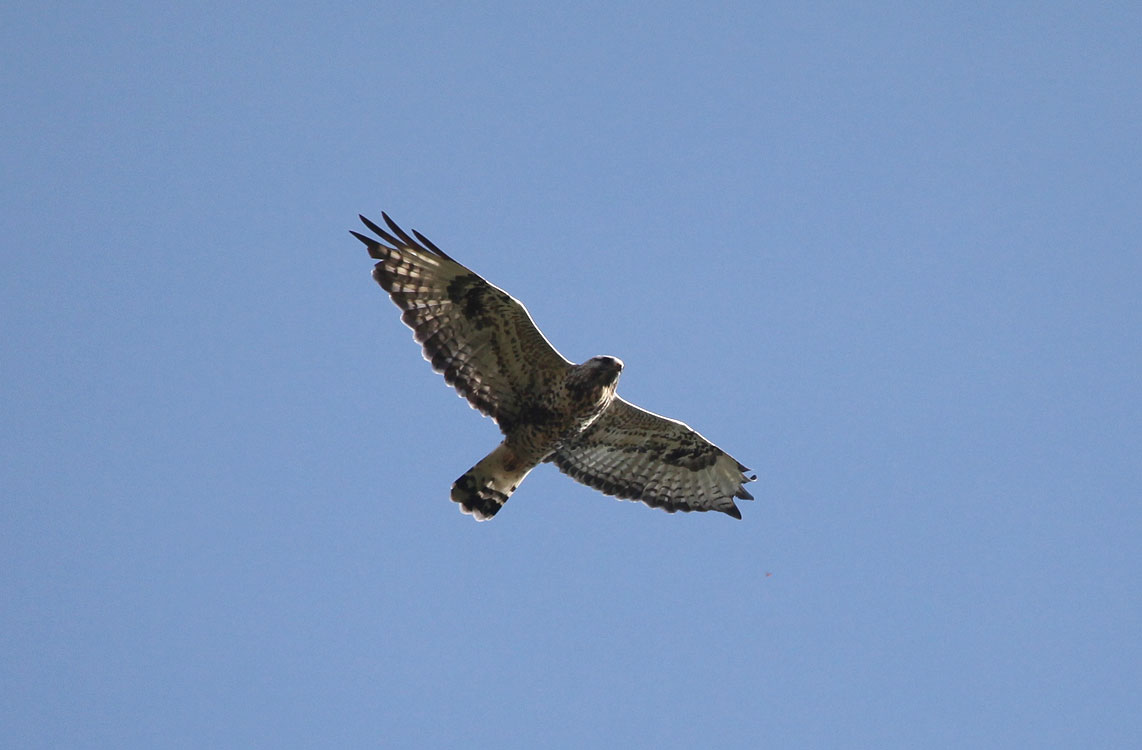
<box><xmin>3</xmin><ymin>2</ymin><xmax>1140</xmax><ymax>748</ymax></box>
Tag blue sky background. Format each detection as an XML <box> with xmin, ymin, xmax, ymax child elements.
<box><xmin>3</xmin><ymin>2</ymin><xmax>1140</xmax><ymax>747</ymax></box>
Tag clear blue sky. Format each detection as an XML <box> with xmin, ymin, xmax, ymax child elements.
<box><xmin>3</xmin><ymin>2</ymin><xmax>1140</xmax><ymax>747</ymax></box>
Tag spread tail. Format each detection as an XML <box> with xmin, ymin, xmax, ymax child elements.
<box><xmin>451</xmin><ymin>442</ymin><xmax>534</xmax><ymax>520</ymax></box>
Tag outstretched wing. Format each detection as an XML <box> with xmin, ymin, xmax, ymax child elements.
<box><xmin>352</xmin><ymin>213</ymin><xmax>571</xmax><ymax>431</ymax></box>
<box><xmin>550</xmin><ymin>397</ymin><xmax>756</xmax><ymax>518</ymax></box>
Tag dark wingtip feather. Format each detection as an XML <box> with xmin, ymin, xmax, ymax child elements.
<box><xmin>359</xmin><ymin>212</ymin><xmax>453</xmax><ymax>260</ymax></box>
<box><xmin>413</xmin><ymin>229</ymin><xmax>453</xmax><ymax>260</ymax></box>
<box><xmin>735</xmin><ymin>486</ymin><xmax>754</xmax><ymax>501</ymax></box>
<box><xmin>382</xmin><ymin>212</ymin><xmax>420</xmax><ymax>249</ymax></box>
<box><xmin>725</xmin><ymin>504</ymin><xmax>743</xmax><ymax>520</ymax></box>
<box><xmin>359</xmin><ymin>214</ymin><xmax>404</xmax><ymax>249</ymax></box>
<box><xmin>358</xmin><ymin>214</ymin><xmax>383</xmax><ymax>234</ymax></box>
<box><xmin>350</xmin><ymin>230</ymin><xmax>388</xmax><ymax>260</ymax></box>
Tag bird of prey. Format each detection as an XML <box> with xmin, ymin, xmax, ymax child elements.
<box><xmin>351</xmin><ymin>213</ymin><xmax>756</xmax><ymax>520</ymax></box>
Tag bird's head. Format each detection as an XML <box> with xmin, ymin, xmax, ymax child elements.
<box><xmin>586</xmin><ymin>355</ymin><xmax>624</xmax><ymax>381</ymax></box>
<box><xmin>568</xmin><ymin>355</ymin><xmax>624</xmax><ymax>405</ymax></box>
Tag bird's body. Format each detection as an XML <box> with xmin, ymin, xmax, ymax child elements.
<box><xmin>351</xmin><ymin>213</ymin><xmax>755</xmax><ymax>520</ymax></box>
<box><xmin>452</xmin><ymin>355</ymin><xmax>624</xmax><ymax>518</ymax></box>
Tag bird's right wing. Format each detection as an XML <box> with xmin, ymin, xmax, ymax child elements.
<box><xmin>352</xmin><ymin>214</ymin><xmax>572</xmax><ymax>432</ymax></box>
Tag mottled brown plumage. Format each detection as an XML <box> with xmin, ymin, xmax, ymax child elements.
<box><xmin>352</xmin><ymin>213</ymin><xmax>756</xmax><ymax>520</ymax></box>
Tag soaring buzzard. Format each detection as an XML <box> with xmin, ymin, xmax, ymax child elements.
<box><xmin>352</xmin><ymin>213</ymin><xmax>756</xmax><ymax>520</ymax></box>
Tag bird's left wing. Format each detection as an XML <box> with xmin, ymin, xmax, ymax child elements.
<box><xmin>550</xmin><ymin>397</ymin><xmax>756</xmax><ymax>518</ymax></box>
<box><xmin>352</xmin><ymin>213</ymin><xmax>572</xmax><ymax>431</ymax></box>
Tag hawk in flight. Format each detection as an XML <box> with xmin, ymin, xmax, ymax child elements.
<box><xmin>352</xmin><ymin>213</ymin><xmax>756</xmax><ymax>520</ymax></box>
